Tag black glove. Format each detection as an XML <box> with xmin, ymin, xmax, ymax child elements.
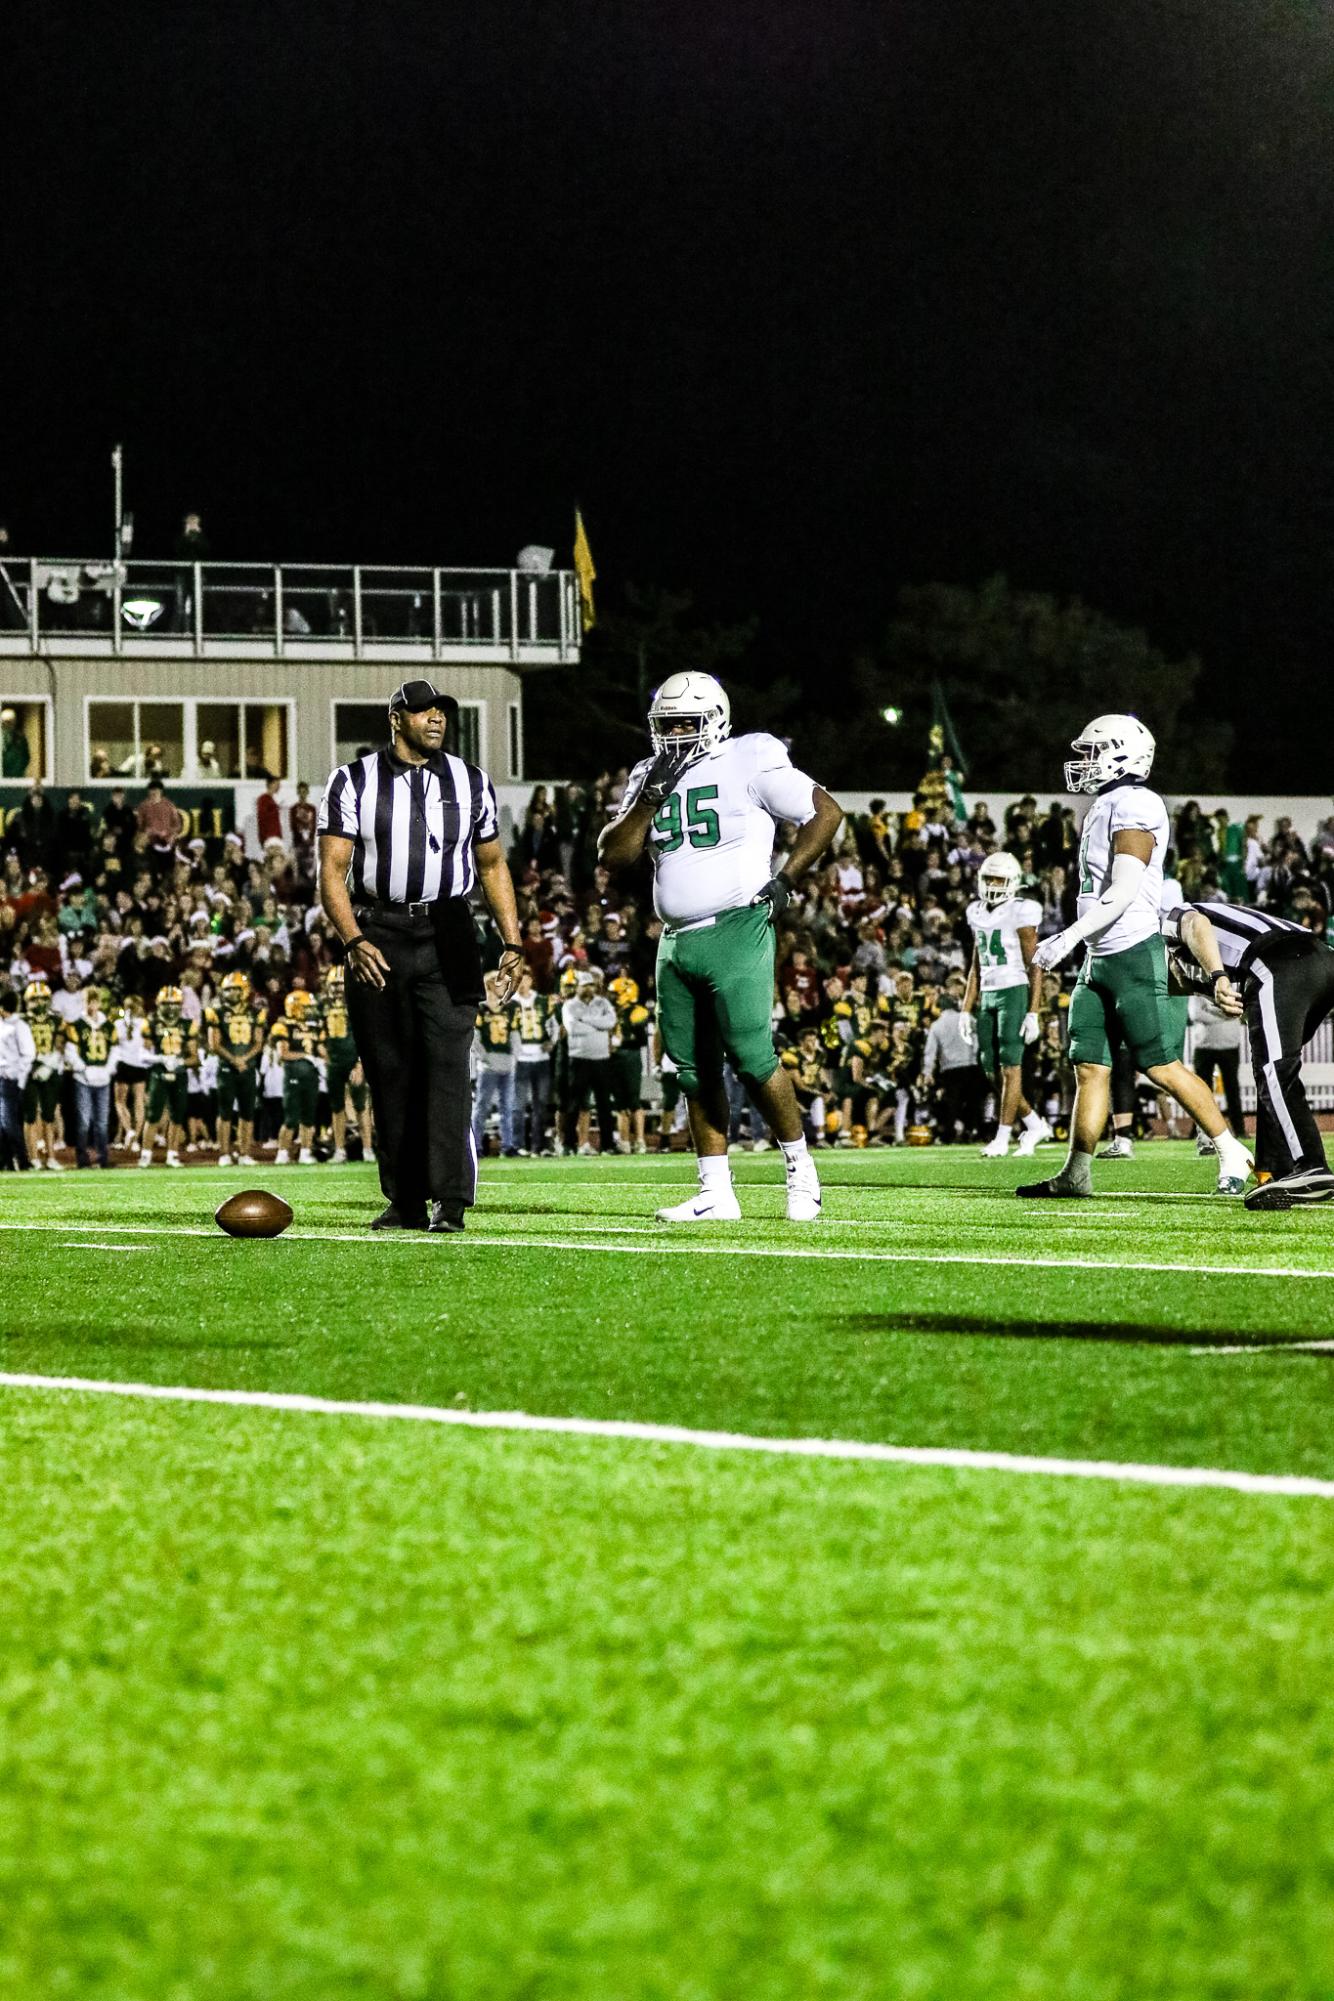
<box><xmin>639</xmin><ymin>742</ymin><xmax>696</xmax><ymax>807</ymax></box>
<box><xmin>751</xmin><ymin>871</ymin><xmax>794</xmax><ymax>922</ymax></box>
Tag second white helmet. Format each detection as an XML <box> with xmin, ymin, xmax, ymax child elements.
<box><xmin>648</xmin><ymin>672</ymin><xmax>731</xmax><ymax>760</ymax></box>
<box><xmin>978</xmin><ymin>852</ymin><xmax>1023</xmax><ymax>909</ymax></box>
<box><xmin>1064</xmin><ymin>713</ymin><xmax>1155</xmax><ymax>796</ymax></box>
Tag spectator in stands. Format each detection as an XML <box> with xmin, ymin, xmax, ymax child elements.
<box><xmin>290</xmin><ymin>781</ymin><xmax>317</xmax><ymax>887</ymax></box>
<box><xmin>256</xmin><ymin>776</ymin><xmax>284</xmax><ymax>847</ymax></box>
<box><xmin>2</xmin><ymin>707</ymin><xmax>30</xmax><ymax>778</ymax></box>
<box><xmin>561</xmin><ymin>968</ymin><xmax>617</xmax><ymax>1154</ymax></box>
<box><xmin>921</xmin><ymin>993</ymin><xmax>983</xmax><ymax>1142</ymax></box>
<box><xmin>15</xmin><ymin>784</ymin><xmax>56</xmax><ymax>871</ymax></box>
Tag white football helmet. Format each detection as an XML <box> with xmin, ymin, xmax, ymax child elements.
<box><xmin>1064</xmin><ymin>713</ymin><xmax>1156</xmax><ymax>796</ymax></box>
<box><xmin>648</xmin><ymin>672</ymin><xmax>731</xmax><ymax>760</ymax></box>
<box><xmin>978</xmin><ymin>852</ymin><xmax>1023</xmax><ymax>909</ymax></box>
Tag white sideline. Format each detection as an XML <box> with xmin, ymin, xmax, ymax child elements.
<box><xmin>1</xmin><ymin>1370</ymin><xmax>1331</xmax><ymax>1499</ymax></box>
<box><xmin>2</xmin><ymin>1216</ymin><xmax>1333</xmax><ymax>1283</ymax></box>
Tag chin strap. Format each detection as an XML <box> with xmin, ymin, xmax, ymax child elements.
<box><xmin>1061</xmin><ymin>851</ymin><xmax>1148</xmax><ymax>948</ymax></box>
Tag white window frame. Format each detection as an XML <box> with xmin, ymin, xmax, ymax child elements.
<box><xmin>82</xmin><ymin>695</ymin><xmax>296</xmax><ymax>785</ymax></box>
<box><xmin>456</xmin><ymin>700</ymin><xmax>486</xmax><ymax>769</ymax></box>
<box><xmin>0</xmin><ymin>692</ymin><xmax>55</xmax><ymax>784</ymax></box>
<box><xmin>507</xmin><ymin>699</ymin><xmax>523</xmax><ymax>781</ymax></box>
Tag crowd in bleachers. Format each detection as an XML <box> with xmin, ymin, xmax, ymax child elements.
<box><xmin>2</xmin><ymin>764</ymin><xmax>1333</xmax><ymax>1166</ymax></box>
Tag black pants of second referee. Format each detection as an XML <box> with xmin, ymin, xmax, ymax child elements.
<box><xmin>346</xmin><ymin>903</ymin><xmax>480</xmax><ymax>1218</ymax></box>
<box><xmin>1245</xmin><ymin>940</ymin><xmax>1334</xmax><ymax>1178</ymax></box>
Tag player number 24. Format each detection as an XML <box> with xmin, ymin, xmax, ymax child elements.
<box><xmin>652</xmin><ymin>785</ymin><xmax>721</xmax><ymax>853</ymax></box>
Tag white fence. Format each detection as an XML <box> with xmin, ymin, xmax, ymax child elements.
<box><xmin>1185</xmin><ymin>1020</ymin><xmax>1334</xmax><ymax>1112</ymax></box>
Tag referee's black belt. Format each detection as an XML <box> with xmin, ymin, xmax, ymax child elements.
<box><xmin>355</xmin><ymin>897</ymin><xmax>442</xmax><ymax>924</ymax></box>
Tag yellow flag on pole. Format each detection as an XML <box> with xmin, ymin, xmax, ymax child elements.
<box><xmin>573</xmin><ymin>508</ymin><xmax>596</xmax><ymax>632</ymax></box>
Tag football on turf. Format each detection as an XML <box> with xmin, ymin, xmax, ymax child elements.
<box><xmin>215</xmin><ymin>1189</ymin><xmax>294</xmax><ymax>1239</ymax></box>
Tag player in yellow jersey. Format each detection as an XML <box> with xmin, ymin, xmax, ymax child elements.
<box><xmin>321</xmin><ymin>964</ymin><xmax>368</xmax><ymax>1164</ymax></box>
<box><xmin>271</xmin><ymin>988</ymin><xmax>325</xmax><ymax>1164</ymax></box>
<box><xmin>139</xmin><ymin>988</ymin><xmax>200</xmax><ymax>1167</ymax></box>
<box><xmin>22</xmin><ymin>981</ymin><xmax>64</xmax><ymax>1169</ymax></box>
<box><xmin>207</xmin><ymin>970</ymin><xmax>266</xmax><ymax>1167</ymax></box>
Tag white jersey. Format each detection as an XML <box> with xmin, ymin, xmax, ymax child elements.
<box><xmin>628</xmin><ymin>732</ymin><xmax>818</xmax><ymax>926</ymax></box>
<box><xmin>966</xmin><ymin>895</ymin><xmax>1042</xmax><ymax>993</ymax></box>
<box><xmin>1075</xmin><ymin>781</ymin><xmax>1170</xmax><ymax>957</ymax></box>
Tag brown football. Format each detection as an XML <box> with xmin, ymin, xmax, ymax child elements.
<box><xmin>215</xmin><ymin>1189</ymin><xmax>294</xmax><ymax>1239</ymax></box>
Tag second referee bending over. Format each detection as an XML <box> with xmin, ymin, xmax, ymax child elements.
<box><xmin>318</xmin><ymin>680</ymin><xmax>525</xmax><ymax>1233</ymax></box>
<box><xmin>1164</xmin><ymin>896</ymin><xmax>1334</xmax><ymax>1211</ymax></box>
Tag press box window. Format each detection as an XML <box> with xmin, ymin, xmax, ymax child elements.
<box><xmin>88</xmin><ymin>701</ymin><xmax>185</xmax><ymax>780</ymax></box>
<box><xmin>1</xmin><ymin>701</ymin><xmax>50</xmax><ymax>781</ymax></box>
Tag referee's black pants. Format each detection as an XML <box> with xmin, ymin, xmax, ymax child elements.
<box><xmin>1191</xmin><ymin>1043</ymin><xmax>1245</xmax><ymax>1137</ymax></box>
<box><xmin>1245</xmin><ymin>943</ymin><xmax>1334</xmax><ymax>1178</ymax></box>
<box><xmin>346</xmin><ymin>909</ymin><xmax>479</xmax><ymax>1216</ymax></box>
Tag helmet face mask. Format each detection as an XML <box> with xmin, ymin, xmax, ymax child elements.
<box><xmin>285</xmin><ymin>990</ymin><xmax>313</xmax><ymax>1020</ymax></box>
<box><xmin>24</xmin><ymin>980</ymin><xmax>51</xmax><ymax>1016</ymax></box>
<box><xmin>222</xmin><ymin>971</ymin><xmax>250</xmax><ymax>1006</ymax></box>
<box><xmin>157</xmin><ymin>986</ymin><xmax>183</xmax><ymax>1022</ymax></box>
<box><xmin>648</xmin><ymin>671</ymin><xmax>731</xmax><ymax>761</ymax></box>
<box><xmin>978</xmin><ymin>854</ymin><xmax>1023</xmax><ymax>909</ymax></box>
<box><xmin>1064</xmin><ymin>713</ymin><xmax>1156</xmax><ymax>796</ymax></box>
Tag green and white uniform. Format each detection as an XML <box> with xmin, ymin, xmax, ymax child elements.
<box><xmin>628</xmin><ymin>732</ymin><xmax>818</xmax><ymax>1093</ymax></box>
<box><xmin>967</xmin><ymin>893</ymin><xmax>1041</xmax><ymax>1070</ymax></box>
<box><xmin>1068</xmin><ymin>781</ymin><xmax>1183</xmax><ymax>1069</ymax></box>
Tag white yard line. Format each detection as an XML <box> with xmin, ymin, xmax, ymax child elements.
<box><xmin>0</xmin><ymin>1369</ymin><xmax>1329</xmax><ymax>1499</ymax></box>
<box><xmin>1191</xmin><ymin>1338</ymin><xmax>1334</xmax><ymax>1357</ymax></box>
<box><xmin>1</xmin><ymin>1216</ymin><xmax>1331</xmax><ymax>1281</ymax></box>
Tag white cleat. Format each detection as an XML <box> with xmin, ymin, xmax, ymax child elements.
<box><xmin>165</xmin><ymin>1151</ymin><xmax>182</xmax><ymax>1168</ymax></box>
<box><xmin>979</xmin><ymin>1135</ymin><xmax>1011</xmax><ymax>1159</ymax></box>
<box><xmin>655</xmin><ymin>1187</ymin><xmax>743</xmax><ymax>1223</ymax></box>
<box><xmin>1015</xmin><ymin>1118</ymin><xmax>1053</xmax><ymax>1157</ymax></box>
<box><xmin>237</xmin><ymin>1153</ymin><xmax>256</xmax><ymax>1165</ymax></box>
<box><xmin>218</xmin><ymin>1153</ymin><xmax>233</xmax><ymax>1168</ymax></box>
<box><xmin>274</xmin><ymin>1149</ymin><xmax>291</xmax><ymax>1165</ymax></box>
<box><xmin>786</xmin><ymin>1165</ymin><xmax>823</xmax><ymax>1223</ymax></box>
<box><xmin>298</xmin><ymin>1147</ymin><xmax>316</xmax><ymax>1164</ymax></box>
<box><xmin>47</xmin><ymin>1156</ymin><xmax>65</xmax><ymax>1172</ymax></box>
<box><xmin>362</xmin><ymin>1147</ymin><xmax>376</xmax><ymax>1163</ymax></box>
<box><xmin>331</xmin><ymin>1147</ymin><xmax>347</xmax><ymax>1164</ymax></box>
<box><xmin>138</xmin><ymin>1149</ymin><xmax>152</xmax><ymax>1168</ymax></box>
<box><xmin>1098</xmin><ymin>1136</ymin><xmax>1134</xmax><ymax>1161</ymax></box>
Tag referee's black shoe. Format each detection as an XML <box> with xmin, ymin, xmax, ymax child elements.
<box><xmin>1243</xmin><ymin>1166</ymin><xmax>1334</xmax><ymax>1212</ymax></box>
<box><xmin>371</xmin><ymin>1202</ymin><xmax>429</xmax><ymax>1231</ymax></box>
<box><xmin>428</xmin><ymin>1201</ymin><xmax>466</xmax><ymax>1234</ymax></box>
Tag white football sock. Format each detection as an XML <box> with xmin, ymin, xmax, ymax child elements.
<box><xmin>995</xmin><ymin>1124</ymin><xmax>1013</xmax><ymax>1146</ymax></box>
<box><xmin>1057</xmin><ymin>1150</ymin><xmax>1093</xmax><ymax>1192</ymax></box>
<box><xmin>779</xmin><ymin>1136</ymin><xmax>809</xmax><ymax>1170</ymax></box>
<box><xmin>1022</xmin><ymin>1110</ymin><xmax>1044</xmax><ymax>1131</ymax></box>
<box><xmin>698</xmin><ymin>1154</ymin><xmax>733</xmax><ymax>1190</ymax></box>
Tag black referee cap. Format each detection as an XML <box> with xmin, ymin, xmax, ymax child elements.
<box><xmin>389</xmin><ymin>679</ymin><xmax>458</xmax><ymax>716</ymax></box>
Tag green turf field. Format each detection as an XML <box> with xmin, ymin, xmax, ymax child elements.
<box><xmin>2</xmin><ymin>1148</ymin><xmax>1333</xmax><ymax>1999</ymax></box>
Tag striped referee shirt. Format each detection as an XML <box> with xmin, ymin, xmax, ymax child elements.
<box><xmin>317</xmin><ymin>746</ymin><xmax>499</xmax><ymax>904</ymax></box>
<box><xmin>1163</xmin><ymin>899</ymin><xmax>1316</xmax><ymax>977</ymax></box>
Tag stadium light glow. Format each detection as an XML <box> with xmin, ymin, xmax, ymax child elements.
<box><xmin>881</xmin><ymin>705</ymin><xmax>902</xmax><ymax>726</ymax></box>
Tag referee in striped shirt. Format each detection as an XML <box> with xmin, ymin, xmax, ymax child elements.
<box><xmin>1163</xmin><ymin>898</ymin><xmax>1334</xmax><ymax>1210</ymax></box>
<box><xmin>318</xmin><ymin>680</ymin><xmax>525</xmax><ymax>1233</ymax></box>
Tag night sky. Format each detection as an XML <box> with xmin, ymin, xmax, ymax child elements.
<box><xmin>7</xmin><ymin>1</ymin><xmax>1333</xmax><ymax>781</ymax></box>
